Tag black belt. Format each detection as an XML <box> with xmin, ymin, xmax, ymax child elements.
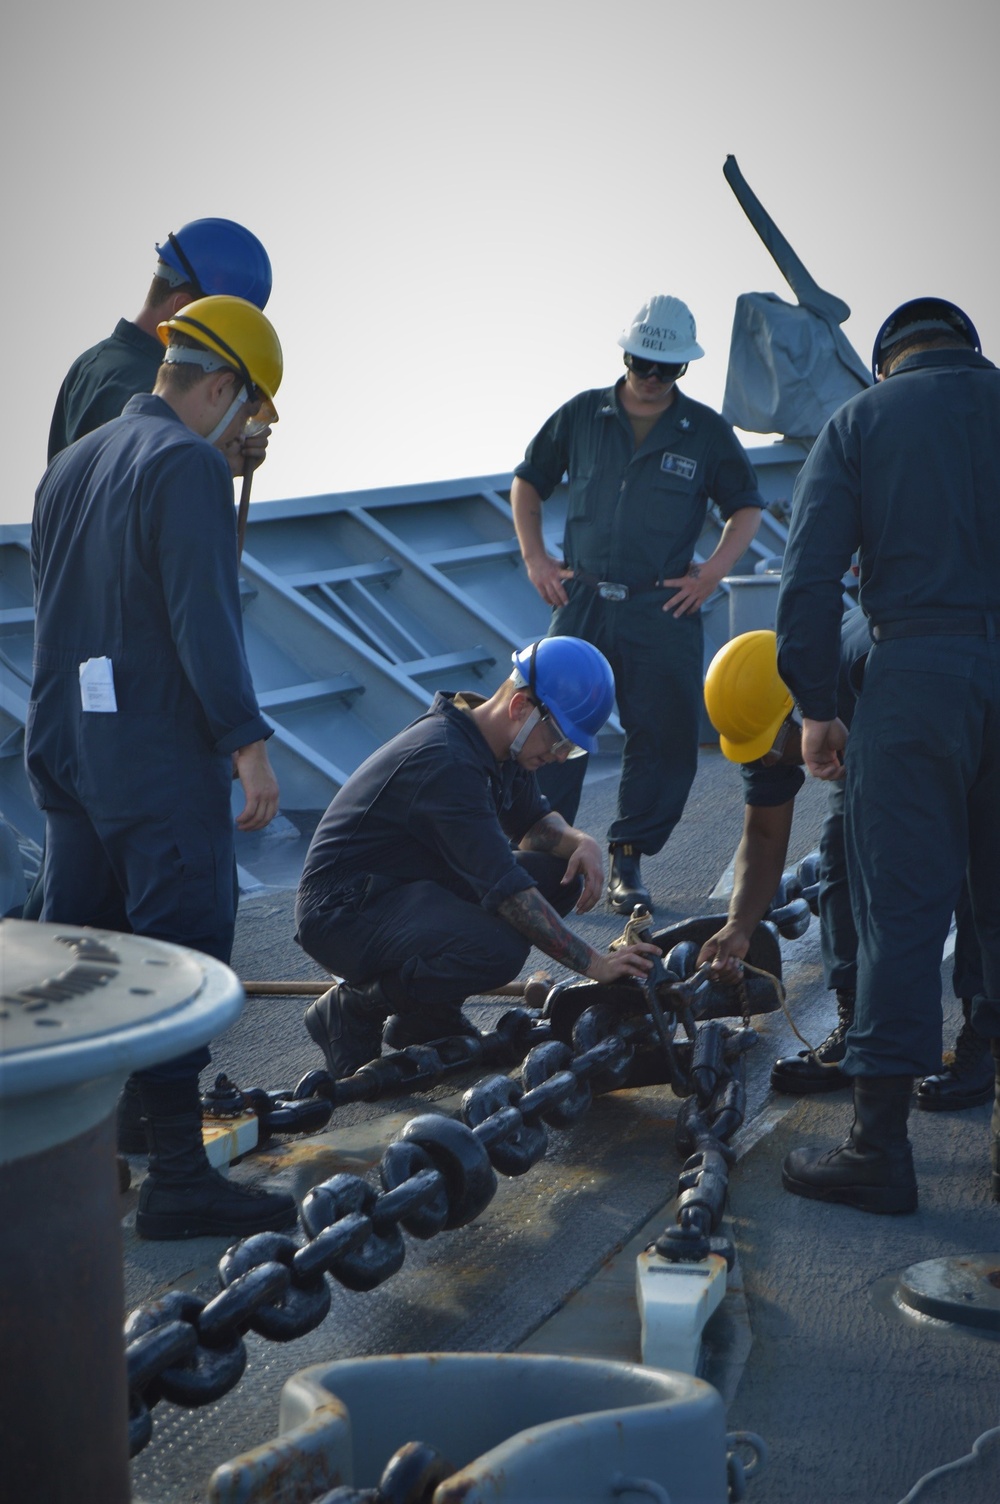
<box><xmin>573</xmin><ymin>570</ymin><xmax>667</xmax><ymax>602</ymax></box>
<box><xmin>872</xmin><ymin>616</ymin><xmax>998</xmax><ymax>641</ymax></box>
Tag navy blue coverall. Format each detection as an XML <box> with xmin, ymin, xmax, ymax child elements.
<box><xmin>295</xmin><ymin>692</ymin><xmax>580</xmax><ymax>1009</ymax></box>
<box><xmin>514</xmin><ymin>379</ymin><xmax>763</xmax><ymax>851</ymax></box>
<box><xmin>28</xmin><ymin>393</ymin><xmax>271</xmax><ymax>1078</ymax></box>
<box><xmin>47</xmin><ymin>318</ymin><xmax>165</xmax><ymax>461</ymax></box>
<box><xmin>745</xmin><ymin>608</ymin><xmax>982</xmax><ymax>1004</ymax></box>
<box><xmin>776</xmin><ymin>348</ymin><xmax>1000</xmax><ymax>1075</ymax></box>
<box><xmin>20</xmin><ymin>318</ymin><xmax>171</xmax><ymax>924</ymax></box>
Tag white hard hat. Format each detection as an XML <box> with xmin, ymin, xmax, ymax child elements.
<box><xmin>618</xmin><ymin>295</ymin><xmax>705</xmax><ymax>363</ymax></box>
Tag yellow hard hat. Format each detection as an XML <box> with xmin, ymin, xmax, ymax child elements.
<box><xmin>158</xmin><ymin>294</ymin><xmax>282</xmax><ymax>422</ymax></box>
<box><xmin>704</xmin><ymin>630</ymin><xmax>794</xmax><ymax>764</ymax></box>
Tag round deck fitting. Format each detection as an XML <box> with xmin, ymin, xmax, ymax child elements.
<box><xmin>0</xmin><ymin>919</ymin><xmax>245</xmax><ymax>1502</ymax></box>
<box><xmin>0</xmin><ymin>918</ymin><xmax>244</xmax><ymax>1160</ymax></box>
<box><xmin>896</xmin><ymin>1255</ymin><xmax>1000</xmax><ymax>1331</ymax></box>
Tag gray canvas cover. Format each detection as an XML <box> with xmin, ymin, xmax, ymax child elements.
<box><xmin>723</xmin><ymin>291</ymin><xmax>871</xmax><ymax>440</ymax></box>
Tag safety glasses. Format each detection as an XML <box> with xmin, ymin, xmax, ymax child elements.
<box><xmin>623</xmin><ymin>352</ymin><xmax>686</xmax><ymax>382</ymax></box>
<box><xmin>523</xmin><ymin>640</ymin><xmax>585</xmax><ymax>758</ymax></box>
<box><xmin>538</xmin><ymin>713</ymin><xmax>577</xmax><ymax>758</ymax></box>
<box><xmin>509</xmin><ymin>641</ymin><xmax>584</xmax><ymax>759</ymax></box>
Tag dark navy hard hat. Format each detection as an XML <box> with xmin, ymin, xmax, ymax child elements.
<box><xmin>510</xmin><ymin>637</ymin><xmax>615</xmax><ymax>755</ymax></box>
<box><xmin>871</xmin><ymin>296</ymin><xmax>980</xmax><ymax>380</ymax></box>
<box><xmin>156</xmin><ymin>218</ymin><xmax>272</xmax><ymax>309</ymax></box>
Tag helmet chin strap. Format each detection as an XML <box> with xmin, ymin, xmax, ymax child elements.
<box><xmin>205</xmin><ymin>385</ymin><xmax>249</xmax><ymax>446</ymax></box>
<box><xmin>509</xmin><ymin>704</ymin><xmax>541</xmax><ymax>758</ymax></box>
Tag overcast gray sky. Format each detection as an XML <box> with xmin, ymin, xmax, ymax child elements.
<box><xmin>2</xmin><ymin>0</ymin><xmax>998</xmax><ymax>522</ymax></box>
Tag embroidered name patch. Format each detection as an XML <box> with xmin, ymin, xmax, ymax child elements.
<box><xmin>661</xmin><ymin>452</ymin><xmax>697</xmax><ymax>481</ymax></box>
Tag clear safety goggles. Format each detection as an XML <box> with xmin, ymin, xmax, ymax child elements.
<box><xmin>509</xmin><ymin>702</ymin><xmax>583</xmax><ymax>760</ymax></box>
<box><xmin>243</xmin><ymin>412</ymin><xmax>272</xmax><ymax>438</ymax></box>
<box><xmin>538</xmin><ymin>712</ymin><xmax>578</xmax><ymax>758</ymax></box>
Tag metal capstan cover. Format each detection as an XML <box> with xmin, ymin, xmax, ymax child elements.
<box><xmin>722</xmin><ymin>290</ymin><xmax>871</xmax><ymax>441</ymax></box>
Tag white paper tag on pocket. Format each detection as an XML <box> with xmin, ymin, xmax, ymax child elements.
<box><xmin>79</xmin><ymin>656</ymin><xmax>118</xmax><ymax>712</ymax></box>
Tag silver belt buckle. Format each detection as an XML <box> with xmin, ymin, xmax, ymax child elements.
<box><xmin>597</xmin><ymin>580</ymin><xmax>629</xmax><ymax>602</ymax></box>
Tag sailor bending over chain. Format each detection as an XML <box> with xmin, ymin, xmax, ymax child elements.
<box><xmin>294</xmin><ymin>637</ymin><xmax>659</xmax><ymax>1078</ymax></box>
<box><xmin>699</xmin><ymin>619</ymin><xmax>989</xmax><ymax>1110</ymax></box>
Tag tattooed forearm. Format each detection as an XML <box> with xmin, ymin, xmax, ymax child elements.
<box><xmin>520</xmin><ymin>811</ymin><xmax>570</xmax><ymax>855</ymax></box>
<box><xmin>498</xmin><ymin>886</ymin><xmax>595</xmax><ymax>974</ymax></box>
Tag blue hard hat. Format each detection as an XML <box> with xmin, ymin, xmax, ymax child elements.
<box><xmin>871</xmin><ymin>296</ymin><xmax>980</xmax><ymax>380</ymax></box>
<box><xmin>156</xmin><ymin>218</ymin><xmax>272</xmax><ymax>309</ymax></box>
<box><xmin>511</xmin><ymin>637</ymin><xmax>616</xmax><ymax>755</ymax></box>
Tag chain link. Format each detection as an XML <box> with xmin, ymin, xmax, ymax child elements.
<box><xmin>127</xmin><ymin>954</ymin><xmax>775</xmax><ymax>1456</ymax></box>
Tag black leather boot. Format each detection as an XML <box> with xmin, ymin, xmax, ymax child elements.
<box><xmin>383</xmin><ymin>1003</ymin><xmax>482</xmax><ymax>1051</ymax></box>
<box><xmin>135</xmin><ymin>1078</ymin><xmax>298</xmax><ymax>1241</ymax></box>
<box><xmin>770</xmin><ymin>990</ymin><xmax>854</xmax><ymax>1094</ymax></box>
<box><xmin>916</xmin><ymin>999</ymin><xmax>994</xmax><ymax>1111</ymax></box>
<box><xmin>990</xmin><ymin>1040</ymin><xmax>1000</xmax><ymax>1201</ymax></box>
<box><xmin>607</xmin><ymin>843</ymin><xmax>652</xmax><ymax>916</ymax></box>
<box><xmin>782</xmin><ymin>1074</ymin><xmax>918</xmax><ymax>1214</ymax></box>
<box><xmin>116</xmin><ymin>1073</ymin><xmax>147</xmax><ymax>1154</ymax></box>
<box><xmin>304</xmin><ymin>978</ymin><xmax>391</xmax><ymax>1078</ymax></box>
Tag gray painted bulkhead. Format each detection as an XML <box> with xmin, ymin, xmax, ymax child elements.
<box><xmin>0</xmin><ymin>441</ymin><xmax>802</xmax><ymax>867</ymax></box>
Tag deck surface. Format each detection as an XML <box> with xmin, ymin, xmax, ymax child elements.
<box><xmin>122</xmin><ymin>748</ymin><xmax>1000</xmax><ymax>1504</ymax></box>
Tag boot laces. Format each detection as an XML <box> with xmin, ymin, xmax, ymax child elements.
<box><xmin>814</xmin><ymin>1023</ymin><xmax>848</xmax><ymax>1059</ymax></box>
<box><xmin>813</xmin><ymin>993</ymin><xmax>854</xmax><ymax>1059</ymax></box>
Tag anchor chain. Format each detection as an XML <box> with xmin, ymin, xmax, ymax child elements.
<box><xmin>127</xmin><ymin>929</ymin><xmax>784</xmax><ymax>1458</ymax></box>
<box><xmin>202</xmin><ymin>1007</ymin><xmax>551</xmax><ymax>1140</ymax></box>
<box><xmin>204</xmin><ymin>860</ymin><xmax>814</xmax><ymax>1139</ymax></box>
<box><xmin>125</xmin><ymin>996</ymin><xmax>667</xmax><ymax>1456</ymax></box>
<box><xmin>311</xmin><ymin>1438</ymin><xmax>456</xmax><ymax>1503</ymax></box>
<box><xmin>623</xmin><ymin>908</ymin><xmax>765</xmax><ymax>1266</ymax></box>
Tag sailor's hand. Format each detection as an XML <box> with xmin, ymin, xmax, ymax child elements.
<box><xmin>525</xmin><ymin>552</ymin><xmax>574</xmax><ymax>608</ymax></box>
<box><xmin>239</xmin><ymin>424</ymin><xmax>270</xmax><ymax>475</ymax></box>
<box><xmin>561</xmin><ymin>835</ymin><xmax>604</xmax><ymax>914</ymax></box>
<box><xmin>586</xmin><ymin>942</ymin><xmax>660</xmax><ymax>984</ymax></box>
<box><xmin>221</xmin><ymin>424</ymin><xmax>271</xmax><ymax>480</ymax></box>
<box><xmin>697</xmin><ymin>923</ymin><xmax>750</xmax><ymax>982</ymax></box>
<box><xmin>660</xmin><ymin>561</ymin><xmax>720</xmax><ymax>617</ymax></box>
<box><xmin>802</xmin><ymin>717</ymin><xmax>848</xmax><ymax>781</ymax></box>
<box><xmin>233</xmin><ymin>740</ymin><xmax>280</xmax><ymax>830</ymax></box>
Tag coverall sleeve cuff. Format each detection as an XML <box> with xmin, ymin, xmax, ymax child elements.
<box><xmin>796</xmin><ymin>701</ymin><xmax>838</xmax><ymax>723</ymax></box>
<box><xmin>512</xmin><ymin>461</ymin><xmax>556</xmax><ymax>501</ymax></box>
<box><xmin>718</xmin><ymin>492</ymin><xmax>765</xmax><ymax>520</ymax></box>
<box><xmin>215</xmin><ymin>716</ymin><xmax>273</xmax><ymax>756</ymax></box>
<box><xmin>480</xmin><ymin>864</ymin><xmax>539</xmax><ymax>915</ymax></box>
